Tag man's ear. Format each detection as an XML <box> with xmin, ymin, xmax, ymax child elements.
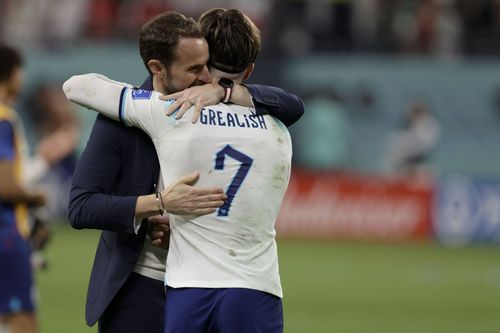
<box><xmin>148</xmin><ymin>59</ymin><xmax>165</xmax><ymax>78</ymax></box>
<box><xmin>242</xmin><ymin>63</ymin><xmax>255</xmax><ymax>81</ymax></box>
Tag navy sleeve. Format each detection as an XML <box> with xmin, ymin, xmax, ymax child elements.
<box><xmin>0</xmin><ymin>121</ymin><xmax>15</xmax><ymax>161</ymax></box>
<box><xmin>245</xmin><ymin>84</ymin><xmax>305</xmax><ymax>127</ymax></box>
<box><xmin>68</xmin><ymin>115</ymin><xmax>137</xmax><ymax>233</ymax></box>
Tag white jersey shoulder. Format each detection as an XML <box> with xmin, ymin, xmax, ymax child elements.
<box><xmin>121</xmin><ymin>87</ymin><xmax>176</xmax><ymax>139</ymax></box>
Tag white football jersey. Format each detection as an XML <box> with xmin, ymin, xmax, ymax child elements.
<box><xmin>64</xmin><ymin>75</ymin><xmax>292</xmax><ymax>298</ymax></box>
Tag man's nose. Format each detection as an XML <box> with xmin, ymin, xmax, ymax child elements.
<box><xmin>199</xmin><ymin>65</ymin><xmax>212</xmax><ymax>83</ymax></box>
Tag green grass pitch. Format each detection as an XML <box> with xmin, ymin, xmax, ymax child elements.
<box><xmin>36</xmin><ymin>225</ymin><xmax>500</xmax><ymax>333</ymax></box>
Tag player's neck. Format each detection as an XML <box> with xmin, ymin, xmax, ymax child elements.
<box><xmin>152</xmin><ymin>76</ymin><xmax>167</xmax><ymax>94</ymax></box>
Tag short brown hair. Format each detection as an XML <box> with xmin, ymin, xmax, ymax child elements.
<box><xmin>199</xmin><ymin>8</ymin><xmax>261</xmax><ymax>74</ymax></box>
<box><xmin>139</xmin><ymin>12</ymin><xmax>204</xmax><ymax>74</ymax></box>
<box><xmin>0</xmin><ymin>44</ymin><xmax>23</xmax><ymax>82</ymax></box>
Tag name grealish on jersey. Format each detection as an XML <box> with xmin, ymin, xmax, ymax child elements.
<box><xmin>199</xmin><ymin>108</ymin><xmax>268</xmax><ymax>130</ymax></box>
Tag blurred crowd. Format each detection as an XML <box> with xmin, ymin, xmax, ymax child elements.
<box><xmin>1</xmin><ymin>0</ymin><xmax>500</xmax><ymax>57</ymax></box>
<box><xmin>291</xmin><ymin>90</ymin><xmax>441</xmax><ymax>178</ymax></box>
<box><xmin>268</xmin><ymin>0</ymin><xmax>500</xmax><ymax>57</ymax></box>
<box><xmin>0</xmin><ymin>0</ymin><xmax>269</xmax><ymax>47</ymax></box>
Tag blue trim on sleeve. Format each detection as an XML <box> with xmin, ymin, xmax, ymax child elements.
<box><xmin>118</xmin><ymin>87</ymin><xmax>127</xmax><ymax>124</ymax></box>
<box><xmin>0</xmin><ymin>121</ymin><xmax>15</xmax><ymax>161</ymax></box>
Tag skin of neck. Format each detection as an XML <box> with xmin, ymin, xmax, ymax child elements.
<box><xmin>233</xmin><ymin>77</ymin><xmax>244</xmax><ymax>85</ymax></box>
<box><xmin>152</xmin><ymin>75</ymin><xmax>167</xmax><ymax>94</ymax></box>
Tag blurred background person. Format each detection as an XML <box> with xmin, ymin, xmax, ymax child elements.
<box><xmin>0</xmin><ymin>45</ymin><xmax>75</xmax><ymax>333</ymax></box>
<box><xmin>0</xmin><ymin>43</ymin><xmax>39</xmax><ymax>333</ymax></box>
<box><xmin>292</xmin><ymin>90</ymin><xmax>350</xmax><ymax>170</ymax></box>
<box><xmin>392</xmin><ymin>0</ymin><xmax>462</xmax><ymax>56</ymax></box>
<box><xmin>24</xmin><ymin>84</ymin><xmax>80</xmax><ymax>223</ymax></box>
<box><xmin>383</xmin><ymin>98</ymin><xmax>441</xmax><ymax>178</ymax></box>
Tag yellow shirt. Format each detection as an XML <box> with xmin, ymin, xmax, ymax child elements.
<box><xmin>0</xmin><ymin>103</ymin><xmax>30</xmax><ymax>238</ymax></box>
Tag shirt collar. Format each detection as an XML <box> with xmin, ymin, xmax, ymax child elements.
<box><xmin>139</xmin><ymin>76</ymin><xmax>153</xmax><ymax>90</ymax></box>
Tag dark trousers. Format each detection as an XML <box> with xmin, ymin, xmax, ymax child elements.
<box><xmin>164</xmin><ymin>287</ymin><xmax>283</xmax><ymax>333</ymax></box>
<box><xmin>98</xmin><ymin>273</ymin><xmax>165</xmax><ymax>333</ymax></box>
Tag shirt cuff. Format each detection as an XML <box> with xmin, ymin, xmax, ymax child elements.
<box><xmin>133</xmin><ymin>217</ymin><xmax>142</xmax><ymax>234</ymax></box>
<box><xmin>241</xmin><ymin>84</ymin><xmax>256</xmax><ymax>108</ymax></box>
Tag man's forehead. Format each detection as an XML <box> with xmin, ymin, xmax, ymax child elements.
<box><xmin>173</xmin><ymin>37</ymin><xmax>209</xmax><ymax>66</ymax></box>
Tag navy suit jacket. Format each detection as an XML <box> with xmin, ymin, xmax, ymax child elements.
<box><xmin>68</xmin><ymin>77</ymin><xmax>304</xmax><ymax>326</ymax></box>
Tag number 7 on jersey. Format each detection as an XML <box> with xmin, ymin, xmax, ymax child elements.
<box><xmin>214</xmin><ymin>145</ymin><xmax>253</xmax><ymax>216</ymax></box>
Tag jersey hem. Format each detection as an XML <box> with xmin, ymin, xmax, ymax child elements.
<box><xmin>165</xmin><ymin>279</ymin><xmax>283</xmax><ymax>298</ymax></box>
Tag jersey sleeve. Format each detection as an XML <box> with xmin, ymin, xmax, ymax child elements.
<box><xmin>63</xmin><ymin>73</ymin><xmax>133</xmax><ymax>122</ymax></box>
<box><xmin>120</xmin><ymin>88</ymin><xmax>176</xmax><ymax>139</ymax></box>
<box><xmin>0</xmin><ymin>120</ymin><xmax>15</xmax><ymax>161</ymax></box>
<box><xmin>63</xmin><ymin>73</ymin><xmax>176</xmax><ymax>140</ymax></box>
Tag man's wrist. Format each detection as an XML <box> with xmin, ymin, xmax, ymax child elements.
<box><xmin>218</xmin><ymin>78</ymin><xmax>234</xmax><ymax>103</ymax></box>
<box><xmin>135</xmin><ymin>194</ymin><xmax>161</xmax><ymax>220</ymax></box>
<box><xmin>213</xmin><ymin>81</ymin><xmax>225</xmax><ymax>101</ymax></box>
<box><xmin>133</xmin><ymin>217</ymin><xmax>142</xmax><ymax>234</ymax></box>
<box><xmin>229</xmin><ymin>84</ymin><xmax>253</xmax><ymax>107</ymax></box>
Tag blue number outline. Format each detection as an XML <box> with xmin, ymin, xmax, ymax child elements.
<box><xmin>214</xmin><ymin>145</ymin><xmax>253</xmax><ymax>216</ymax></box>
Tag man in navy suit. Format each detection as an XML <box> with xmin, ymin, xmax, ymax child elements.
<box><xmin>68</xmin><ymin>11</ymin><xmax>304</xmax><ymax>333</ymax></box>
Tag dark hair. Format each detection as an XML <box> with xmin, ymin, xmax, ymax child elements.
<box><xmin>0</xmin><ymin>45</ymin><xmax>23</xmax><ymax>82</ymax></box>
<box><xmin>139</xmin><ymin>12</ymin><xmax>204</xmax><ymax>74</ymax></box>
<box><xmin>199</xmin><ymin>8</ymin><xmax>261</xmax><ymax>74</ymax></box>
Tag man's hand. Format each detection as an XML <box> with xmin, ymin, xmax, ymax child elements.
<box><xmin>37</xmin><ymin>125</ymin><xmax>79</xmax><ymax>166</ymax></box>
<box><xmin>160</xmin><ymin>81</ymin><xmax>224</xmax><ymax>123</ymax></box>
<box><xmin>161</xmin><ymin>171</ymin><xmax>227</xmax><ymax>216</ymax></box>
<box><xmin>148</xmin><ymin>215</ymin><xmax>170</xmax><ymax>249</ymax></box>
<box><xmin>30</xmin><ymin>192</ymin><xmax>47</xmax><ymax>207</ymax></box>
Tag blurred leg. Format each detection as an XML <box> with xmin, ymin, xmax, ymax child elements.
<box><xmin>8</xmin><ymin>312</ymin><xmax>37</xmax><ymax>333</ymax></box>
<box><xmin>0</xmin><ymin>244</ymin><xmax>36</xmax><ymax>333</ymax></box>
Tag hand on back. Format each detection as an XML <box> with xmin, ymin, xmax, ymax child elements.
<box><xmin>160</xmin><ymin>171</ymin><xmax>227</xmax><ymax>216</ymax></box>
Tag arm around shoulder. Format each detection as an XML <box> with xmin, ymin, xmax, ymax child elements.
<box><xmin>245</xmin><ymin>84</ymin><xmax>305</xmax><ymax>127</ymax></box>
